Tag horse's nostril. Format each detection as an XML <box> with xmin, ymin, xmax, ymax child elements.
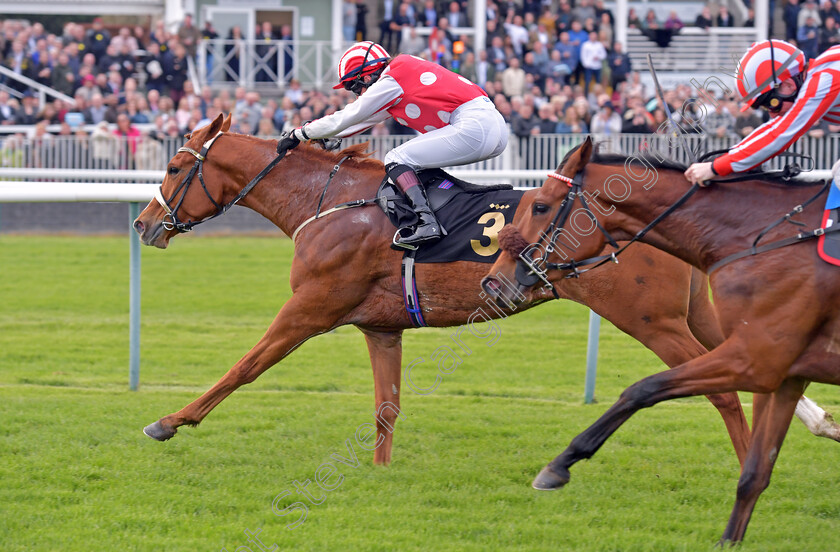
<box><xmin>134</xmin><ymin>220</ymin><xmax>145</xmax><ymax>234</ymax></box>
<box><xmin>481</xmin><ymin>276</ymin><xmax>501</xmax><ymax>297</ymax></box>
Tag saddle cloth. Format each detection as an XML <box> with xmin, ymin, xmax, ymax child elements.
<box><xmin>820</xmin><ymin>179</ymin><xmax>840</xmax><ymax>266</ymax></box>
<box><xmin>377</xmin><ymin>169</ymin><xmax>524</xmax><ymax>263</ymax></box>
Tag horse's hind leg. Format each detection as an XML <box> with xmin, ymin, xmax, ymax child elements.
<box><xmin>143</xmin><ymin>291</ymin><xmax>352</xmax><ymax>440</ymax></box>
<box><xmin>360</xmin><ymin>328</ymin><xmax>403</xmax><ymax>465</ymax></box>
<box><xmin>719</xmin><ymin>377</ymin><xmax>806</xmax><ymax>545</ymax></box>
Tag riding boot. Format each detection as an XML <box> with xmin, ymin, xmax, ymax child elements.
<box><xmin>388</xmin><ymin>164</ymin><xmax>444</xmax><ymax>246</ymax></box>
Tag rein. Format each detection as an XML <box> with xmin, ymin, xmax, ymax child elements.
<box><xmin>156</xmin><ymin>131</ymin><xmax>291</xmax><ymax>233</ymax></box>
<box><xmin>290</xmin><ymin>155</ymin><xmax>377</xmax><ymax>243</ymax></box>
<box><xmin>707</xmin><ymin>180</ymin><xmax>840</xmax><ymax>274</ymax></box>
<box><xmin>515</xmin><ymin>168</ymin><xmax>700</xmax><ymax>288</ymax></box>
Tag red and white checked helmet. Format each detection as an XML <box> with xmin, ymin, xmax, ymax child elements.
<box><xmin>736</xmin><ymin>40</ymin><xmax>806</xmax><ymax>112</ymax></box>
<box><xmin>333</xmin><ymin>41</ymin><xmax>391</xmax><ymax>90</ymax></box>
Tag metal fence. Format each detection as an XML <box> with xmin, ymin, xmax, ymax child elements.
<box><xmin>197</xmin><ymin>39</ymin><xmax>336</xmax><ymax>91</ymax></box>
<box><xmin>3</xmin><ymin>133</ymin><xmax>837</xmax><ymax>187</ymax></box>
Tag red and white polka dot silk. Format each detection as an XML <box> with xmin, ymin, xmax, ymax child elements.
<box><xmin>382</xmin><ymin>55</ymin><xmax>487</xmax><ymax>134</ymax></box>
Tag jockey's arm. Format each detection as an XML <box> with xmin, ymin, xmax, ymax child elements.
<box><xmin>295</xmin><ymin>76</ymin><xmax>402</xmax><ymax>140</ymax></box>
<box><xmin>710</xmin><ymin>69</ymin><xmax>840</xmax><ymax>177</ymax></box>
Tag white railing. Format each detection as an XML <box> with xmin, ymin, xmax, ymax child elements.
<box><xmin>198</xmin><ymin>39</ymin><xmax>336</xmax><ymax>91</ymax></box>
<box><xmin>3</xmin><ymin>133</ymin><xmax>837</xmax><ymax>188</ymax></box>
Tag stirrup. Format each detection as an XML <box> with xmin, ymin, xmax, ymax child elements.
<box><xmin>393</xmin><ymin>228</ymin><xmax>419</xmax><ymax>251</ymax></box>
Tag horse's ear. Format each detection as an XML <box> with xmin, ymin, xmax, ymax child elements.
<box><xmin>578</xmin><ymin>136</ymin><xmax>594</xmax><ymax>165</ymax></box>
<box><xmin>204</xmin><ymin>113</ymin><xmax>225</xmax><ymax>138</ymax></box>
<box><xmin>222</xmin><ymin>113</ymin><xmax>232</xmax><ymax>132</ymax></box>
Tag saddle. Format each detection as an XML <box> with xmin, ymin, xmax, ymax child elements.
<box><xmin>375</xmin><ymin>168</ymin><xmax>524</xmax><ymax>328</ymax></box>
<box><xmin>376</xmin><ymin>168</ymin><xmax>513</xmax><ymax>237</ymax></box>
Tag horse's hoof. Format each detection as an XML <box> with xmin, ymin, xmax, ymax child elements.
<box><xmin>532</xmin><ymin>465</ymin><xmax>570</xmax><ymax>490</ymax></box>
<box><xmin>143</xmin><ymin>420</ymin><xmax>177</xmax><ymax>441</ymax></box>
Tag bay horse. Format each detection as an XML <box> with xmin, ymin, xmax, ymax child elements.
<box><xmin>481</xmin><ymin>136</ymin><xmax>840</xmax><ymax>544</ymax></box>
<box><xmin>136</xmin><ymin>114</ymin><xmax>757</xmax><ymax>470</ymax></box>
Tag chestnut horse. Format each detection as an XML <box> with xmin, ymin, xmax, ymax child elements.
<box><xmin>482</xmin><ymin>136</ymin><xmax>840</xmax><ymax>544</ymax></box>
<box><xmin>132</xmin><ymin>114</ymin><xmax>757</xmax><ymax>467</ymax></box>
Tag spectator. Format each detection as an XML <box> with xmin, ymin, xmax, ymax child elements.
<box><xmin>568</xmin><ymin>20</ymin><xmax>589</xmax><ymax>83</ymax></box>
<box><xmin>177</xmin><ymin>14</ymin><xmax>201</xmax><ymax>58</ymax></box>
<box><xmin>447</xmin><ymin>1</ymin><xmax>470</xmax><ymax>27</ymax></box>
<box><xmin>535</xmin><ymin>102</ymin><xmax>558</xmax><ymax>133</ymax></box>
<box><xmin>556</xmin><ymin>105</ymin><xmax>588</xmax><ymax>133</ymax></box>
<box><xmin>343</xmin><ymin>0</ymin><xmax>358</xmax><ymax>42</ymax></box>
<box><xmin>113</xmin><ymin>112</ymin><xmax>141</xmax><ymax>168</ymax></box>
<box><xmin>821</xmin><ymin>17</ymin><xmax>840</xmax><ymax>52</ymax></box>
<box><xmin>418</xmin><ymin>0</ymin><xmax>440</xmax><ymax>27</ymax></box>
<box><xmin>574</xmin><ymin>0</ymin><xmax>597</xmax><ymax>24</ymax></box>
<box><xmin>502</xmin><ymin>56</ymin><xmax>527</xmax><ymax>97</ymax></box>
<box><xmin>356</xmin><ymin>0</ymin><xmax>369</xmax><ymax>41</ymax></box>
<box><xmin>695</xmin><ymin>6</ymin><xmax>713</xmax><ymax>30</ymax></box>
<box><xmin>488</xmin><ymin>35</ymin><xmax>508</xmax><ymax>72</ymax></box>
<box><xmin>255</xmin><ymin>21</ymin><xmax>277</xmax><ymax>83</ymax></box>
<box><xmin>235</xmin><ymin>91</ymin><xmax>262</xmax><ymax>134</ymax></box>
<box><xmin>0</xmin><ymin>91</ymin><xmax>16</xmax><ymax>124</ymax></box>
<box><xmin>476</xmin><ymin>49</ymin><xmax>496</xmax><ymax>88</ymax></box>
<box><xmin>510</xmin><ymin>102</ymin><xmax>540</xmax><ymax>137</ymax></box>
<box><xmin>91</xmin><ymin>120</ymin><xmax>117</xmax><ymax>169</ymax></box>
<box><xmin>590</xmin><ymin>101</ymin><xmax>622</xmax><ymax>134</ymax></box>
<box><xmin>734</xmin><ymin>106</ymin><xmax>764</xmax><ymax>138</ymax></box>
<box><xmin>744</xmin><ymin>8</ymin><xmax>756</xmax><ymax>27</ymax></box>
<box><xmin>716</xmin><ymin>6</ymin><xmax>735</xmax><ymax>27</ymax></box>
<box><xmin>522</xmin><ymin>51</ymin><xmax>545</xmax><ymax>90</ymax></box>
<box><xmin>701</xmin><ymin>101</ymin><xmax>736</xmax><ymax>139</ymax></box>
<box><xmin>135</xmin><ymin>130</ymin><xmax>163</xmax><ymax>170</ymax></box>
<box><xmin>820</xmin><ymin>1</ymin><xmax>840</xmax><ymax>23</ymax></box>
<box><xmin>85</xmin><ymin>17</ymin><xmax>111</xmax><ymax>61</ymax></box>
<box><xmin>665</xmin><ymin>11</ymin><xmax>684</xmax><ymax>31</ymax></box>
<box><xmin>608</xmin><ymin>41</ymin><xmax>631</xmax><ymax>89</ymax></box>
<box><xmin>622</xmin><ymin>100</ymin><xmax>654</xmax><ymax>133</ymax></box>
<box><xmin>379</xmin><ymin>0</ymin><xmax>397</xmax><ymax>52</ymax></box>
<box><xmin>556</xmin><ymin>1</ymin><xmax>575</xmax><ymax>34</ymax></box>
<box><xmin>580</xmin><ymin>31</ymin><xmax>607</xmax><ymax>95</ymax></box>
<box><xmin>798</xmin><ymin>16</ymin><xmax>821</xmax><ymax>59</ymax></box>
<box><xmin>643</xmin><ymin>9</ymin><xmax>660</xmax><ymax>30</ymax></box>
<box><xmin>224</xmin><ymin>26</ymin><xmax>244</xmax><ymax>82</ymax></box>
<box><xmin>798</xmin><ymin>0</ymin><xmax>822</xmax><ymax>27</ymax></box>
<box><xmin>459</xmin><ymin>51</ymin><xmax>478</xmax><ymax>82</ymax></box>
<box><xmin>284</xmin><ymin>78</ymin><xmax>304</xmax><ymax>106</ymax></box>
<box><xmin>278</xmin><ymin>24</ymin><xmax>294</xmax><ymax>82</ymax></box>
<box><xmin>166</xmin><ymin>43</ymin><xmax>189</xmax><ymax>103</ymax></box>
<box><xmin>504</xmin><ymin>14</ymin><xmax>530</xmax><ymax>58</ymax></box>
<box><xmin>15</xmin><ymin>92</ymin><xmax>39</xmax><ymax>125</ymax></box>
<box><xmin>785</xmin><ymin>0</ymin><xmax>801</xmax><ymax>41</ymax></box>
<box><xmin>111</xmin><ymin>26</ymin><xmax>138</xmax><ymax>53</ymax></box>
<box><xmin>399</xmin><ymin>27</ymin><xmax>426</xmax><ymax>56</ymax></box>
<box><xmin>627</xmin><ymin>8</ymin><xmax>643</xmax><ymax>29</ymax></box>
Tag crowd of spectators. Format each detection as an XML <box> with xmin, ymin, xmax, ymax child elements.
<box><xmin>2</xmin><ymin>2</ymin><xmax>839</xmax><ymax>170</ymax></box>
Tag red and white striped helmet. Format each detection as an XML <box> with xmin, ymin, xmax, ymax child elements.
<box><xmin>333</xmin><ymin>41</ymin><xmax>390</xmax><ymax>90</ymax></box>
<box><xmin>736</xmin><ymin>40</ymin><xmax>806</xmax><ymax>111</ymax></box>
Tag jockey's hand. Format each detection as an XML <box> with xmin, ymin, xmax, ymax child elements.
<box><xmin>684</xmin><ymin>162</ymin><xmax>715</xmax><ymax>187</ymax></box>
<box><xmin>276</xmin><ymin>131</ymin><xmax>300</xmax><ymax>154</ymax></box>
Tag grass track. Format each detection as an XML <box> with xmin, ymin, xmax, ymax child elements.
<box><xmin>1</xmin><ymin>235</ymin><xmax>838</xmax><ymax>551</ymax></box>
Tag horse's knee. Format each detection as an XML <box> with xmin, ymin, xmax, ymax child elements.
<box><xmin>619</xmin><ymin>376</ymin><xmax>667</xmax><ymax>409</ymax></box>
<box><xmin>374</xmin><ymin>400</ymin><xmax>402</xmax><ymax>433</ymax></box>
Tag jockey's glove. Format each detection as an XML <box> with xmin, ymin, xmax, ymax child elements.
<box><xmin>276</xmin><ymin>131</ymin><xmax>300</xmax><ymax>154</ymax></box>
<box><xmin>292</xmin><ymin>125</ymin><xmax>310</xmax><ymax>142</ymax></box>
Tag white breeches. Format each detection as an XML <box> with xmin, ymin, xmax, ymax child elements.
<box><xmin>383</xmin><ymin>96</ymin><xmax>509</xmax><ymax>172</ymax></box>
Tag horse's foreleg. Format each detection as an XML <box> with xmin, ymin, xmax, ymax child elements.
<box><xmin>532</xmin><ymin>338</ymin><xmax>789</xmax><ymax>491</ymax></box>
<box><xmin>144</xmin><ymin>291</ymin><xmax>350</xmax><ymax>440</ymax></box>
<box><xmin>360</xmin><ymin>328</ymin><xmax>403</xmax><ymax>465</ymax></box>
<box><xmin>719</xmin><ymin>377</ymin><xmax>805</xmax><ymax>545</ymax></box>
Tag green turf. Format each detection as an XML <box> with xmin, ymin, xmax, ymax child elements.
<box><xmin>1</xmin><ymin>235</ymin><xmax>838</xmax><ymax>552</ymax></box>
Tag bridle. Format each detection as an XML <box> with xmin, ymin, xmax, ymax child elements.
<box><xmin>155</xmin><ymin>130</ymin><xmax>289</xmax><ymax>233</ymax></box>
<box><xmin>515</xmin><ymin>168</ymin><xmax>700</xmax><ymax>289</ymax></box>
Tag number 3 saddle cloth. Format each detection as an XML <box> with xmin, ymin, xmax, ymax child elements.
<box><xmin>376</xmin><ymin>168</ymin><xmax>524</xmax><ymax>263</ymax></box>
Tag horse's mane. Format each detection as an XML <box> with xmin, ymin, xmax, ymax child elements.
<box><xmin>558</xmin><ymin>141</ymin><xmax>687</xmax><ymax>173</ymax></box>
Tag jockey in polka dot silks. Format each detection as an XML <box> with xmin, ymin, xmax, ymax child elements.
<box><xmin>685</xmin><ymin>40</ymin><xmax>840</xmax><ymax>192</ymax></box>
<box><xmin>289</xmin><ymin>41</ymin><xmax>509</xmax><ymax>247</ymax></box>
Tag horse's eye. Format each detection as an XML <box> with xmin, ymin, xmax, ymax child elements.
<box><xmin>532</xmin><ymin>203</ymin><xmax>551</xmax><ymax>215</ymax></box>
<box><xmin>167</xmin><ymin>166</ymin><xmax>179</xmax><ymax>176</ymax></box>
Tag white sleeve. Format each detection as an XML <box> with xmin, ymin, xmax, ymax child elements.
<box><xmin>302</xmin><ymin>76</ymin><xmax>402</xmax><ymax>139</ymax></box>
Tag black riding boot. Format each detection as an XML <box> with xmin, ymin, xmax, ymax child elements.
<box><xmin>388</xmin><ymin>164</ymin><xmax>444</xmax><ymax>246</ymax></box>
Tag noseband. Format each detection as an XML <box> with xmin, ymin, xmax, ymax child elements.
<box><xmin>155</xmin><ymin>130</ymin><xmax>290</xmax><ymax>233</ymax></box>
<box><xmin>514</xmin><ymin>168</ymin><xmax>701</xmax><ymax>289</ymax></box>
<box><xmin>514</xmin><ymin>170</ymin><xmax>621</xmax><ymax>289</ymax></box>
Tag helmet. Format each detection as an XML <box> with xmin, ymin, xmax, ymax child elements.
<box><xmin>333</xmin><ymin>41</ymin><xmax>390</xmax><ymax>93</ymax></box>
<box><xmin>736</xmin><ymin>40</ymin><xmax>806</xmax><ymax>112</ymax></box>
